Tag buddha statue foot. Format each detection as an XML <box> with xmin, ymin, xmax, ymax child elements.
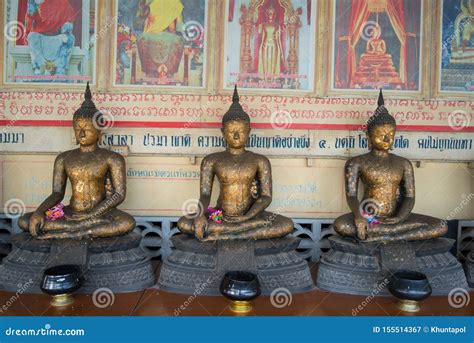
<box><xmin>0</xmin><ymin>231</ymin><xmax>155</xmax><ymax>293</ymax></box>
<box><xmin>158</xmin><ymin>234</ymin><xmax>314</xmax><ymax>295</ymax></box>
<box><xmin>18</xmin><ymin>207</ymin><xmax>136</xmax><ymax>240</ymax></box>
<box><xmin>178</xmin><ymin>211</ymin><xmax>294</xmax><ymax>241</ymax></box>
<box><xmin>334</xmin><ymin>213</ymin><xmax>448</xmax><ymax>243</ymax></box>
<box><xmin>316</xmin><ymin>235</ymin><xmax>468</xmax><ymax>296</ymax></box>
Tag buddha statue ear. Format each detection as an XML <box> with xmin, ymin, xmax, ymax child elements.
<box><xmin>366</xmin><ymin>132</ymin><xmax>372</xmax><ymax>150</ymax></box>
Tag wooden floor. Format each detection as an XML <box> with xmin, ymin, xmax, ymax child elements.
<box><xmin>0</xmin><ymin>262</ymin><xmax>472</xmax><ymax>316</ymax></box>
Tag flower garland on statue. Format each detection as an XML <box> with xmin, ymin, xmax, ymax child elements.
<box><xmin>45</xmin><ymin>203</ymin><xmax>65</xmax><ymax>221</ymax></box>
<box><xmin>362</xmin><ymin>211</ymin><xmax>381</xmax><ymax>225</ymax></box>
<box><xmin>207</xmin><ymin>207</ymin><xmax>223</xmax><ymax>224</ymax></box>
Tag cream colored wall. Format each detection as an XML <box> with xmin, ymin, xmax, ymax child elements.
<box><xmin>1</xmin><ymin>154</ymin><xmax>472</xmax><ymax>220</ymax></box>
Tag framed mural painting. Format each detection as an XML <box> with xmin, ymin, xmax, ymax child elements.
<box><xmin>433</xmin><ymin>0</ymin><xmax>474</xmax><ymax>98</ymax></box>
<box><xmin>110</xmin><ymin>0</ymin><xmax>211</xmax><ymax>92</ymax></box>
<box><xmin>2</xmin><ymin>0</ymin><xmax>100</xmax><ymax>87</ymax></box>
<box><xmin>220</xmin><ymin>0</ymin><xmax>318</xmax><ymax>93</ymax></box>
<box><xmin>328</xmin><ymin>0</ymin><xmax>428</xmax><ymax>97</ymax></box>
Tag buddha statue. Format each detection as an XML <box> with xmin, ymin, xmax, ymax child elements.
<box><xmin>257</xmin><ymin>5</ymin><xmax>284</xmax><ymax>80</ymax></box>
<box><xmin>352</xmin><ymin>23</ymin><xmax>402</xmax><ymax>88</ymax></box>
<box><xmin>177</xmin><ymin>86</ymin><xmax>294</xmax><ymax>241</ymax></box>
<box><xmin>333</xmin><ymin>90</ymin><xmax>447</xmax><ymax>243</ymax></box>
<box><xmin>18</xmin><ymin>83</ymin><xmax>135</xmax><ymax>239</ymax></box>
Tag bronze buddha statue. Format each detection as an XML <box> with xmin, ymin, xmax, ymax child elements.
<box><xmin>177</xmin><ymin>86</ymin><xmax>294</xmax><ymax>241</ymax></box>
<box><xmin>18</xmin><ymin>83</ymin><xmax>135</xmax><ymax>239</ymax></box>
<box><xmin>333</xmin><ymin>90</ymin><xmax>447</xmax><ymax>243</ymax></box>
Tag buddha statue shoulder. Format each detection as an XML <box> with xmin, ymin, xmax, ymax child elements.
<box><xmin>18</xmin><ymin>83</ymin><xmax>135</xmax><ymax>239</ymax></box>
<box><xmin>333</xmin><ymin>90</ymin><xmax>447</xmax><ymax>243</ymax></box>
<box><xmin>177</xmin><ymin>86</ymin><xmax>293</xmax><ymax>241</ymax></box>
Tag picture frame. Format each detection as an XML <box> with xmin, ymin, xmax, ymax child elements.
<box><xmin>108</xmin><ymin>0</ymin><xmax>215</xmax><ymax>94</ymax></box>
<box><xmin>432</xmin><ymin>0</ymin><xmax>474</xmax><ymax>99</ymax></box>
<box><xmin>217</xmin><ymin>0</ymin><xmax>322</xmax><ymax>96</ymax></box>
<box><xmin>325</xmin><ymin>0</ymin><xmax>430</xmax><ymax>99</ymax></box>
<box><xmin>1</xmin><ymin>0</ymin><xmax>103</xmax><ymax>90</ymax></box>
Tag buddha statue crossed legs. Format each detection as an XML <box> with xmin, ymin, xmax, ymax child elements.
<box><xmin>18</xmin><ymin>84</ymin><xmax>135</xmax><ymax>239</ymax></box>
<box><xmin>177</xmin><ymin>86</ymin><xmax>293</xmax><ymax>241</ymax></box>
<box><xmin>334</xmin><ymin>90</ymin><xmax>447</xmax><ymax>243</ymax></box>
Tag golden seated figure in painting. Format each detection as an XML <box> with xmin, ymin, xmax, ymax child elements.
<box><xmin>352</xmin><ymin>23</ymin><xmax>402</xmax><ymax>88</ymax></box>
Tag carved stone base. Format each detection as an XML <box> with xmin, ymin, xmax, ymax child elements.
<box><xmin>0</xmin><ymin>232</ymin><xmax>155</xmax><ymax>293</ymax></box>
<box><xmin>317</xmin><ymin>236</ymin><xmax>469</xmax><ymax>296</ymax></box>
<box><xmin>466</xmin><ymin>252</ymin><xmax>474</xmax><ymax>288</ymax></box>
<box><xmin>158</xmin><ymin>235</ymin><xmax>314</xmax><ymax>295</ymax></box>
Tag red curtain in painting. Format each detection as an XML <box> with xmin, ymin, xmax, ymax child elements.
<box><xmin>386</xmin><ymin>0</ymin><xmax>408</xmax><ymax>88</ymax></box>
<box><xmin>346</xmin><ymin>0</ymin><xmax>370</xmax><ymax>87</ymax></box>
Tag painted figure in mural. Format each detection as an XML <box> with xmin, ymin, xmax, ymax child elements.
<box><xmin>18</xmin><ymin>84</ymin><xmax>135</xmax><ymax>239</ymax></box>
<box><xmin>177</xmin><ymin>87</ymin><xmax>294</xmax><ymax>241</ymax></box>
<box><xmin>450</xmin><ymin>0</ymin><xmax>474</xmax><ymax>63</ymax></box>
<box><xmin>257</xmin><ymin>5</ymin><xmax>285</xmax><ymax>80</ymax></box>
<box><xmin>333</xmin><ymin>90</ymin><xmax>447</xmax><ymax>243</ymax></box>
<box><xmin>24</xmin><ymin>0</ymin><xmax>76</xmax><ymax>76</ymax></box>
<box><xmin>353</xmin><ymin>23</ymin><xmax>402</xmax><ymax>88</ymax></box>
<box><xmin>136</xmin><ymin>0</ymin><xmax>185</xmax><ymax>82</ymax></box>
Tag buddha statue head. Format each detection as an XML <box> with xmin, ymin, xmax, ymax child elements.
<box><xmin>73</xmin><ymin>82</ymin><xmax>103</xmax><ymax>146</ymax></box>
<box><xmin>222</xmin><ymin>86</ymin><xmax>251</xmax><ymax>149</ymax></box>
<box><xmin>266</xmin><ymin>5</ymin><xmax>276</xmax><ymax>22</ymax></box>
<box><xmin>366</xmin><ymin>89</ymin><xmax>396</xmax><ymax>152</ymax></box>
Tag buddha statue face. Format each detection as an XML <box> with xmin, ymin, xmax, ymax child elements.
<box><xmin>222</xmin><ymin>120</ymin><xmax>250</xmax><ymax>149</ymax></box>
<box><xmin>73</xmin><ymin>117</ymin><xmax>101</xmax><ymax>146</ymax></box>
<box><xmin>371</xmin><ymin>23</ymin><xmax>381</xmax><ymax>40</ymax></box>
<box><xmin>266</xmin><ymin>6</ymin><xmax>276</xmax><ymax>22</ymax></box>
<box><xmin>368</xmin><ymin>123</ymin><xmax>395</xmax><ymax>151</ymax></box>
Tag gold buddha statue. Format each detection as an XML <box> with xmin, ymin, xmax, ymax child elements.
<box><xmin>352</xmin><ymin>23</ymin><xmax>402</xmax><ymax>88</ymax></box>
<box><xmin>18</xmin><ymin>83</ymin><xmax>135</xmax><ymax>239</ymax></box>
<box><xmin>333</xmin><ymin>90</ymin><xmax>447</xmax><ymax>243</ymax></box>
<box><xmin>177</xmin><ymin>86</ymin><xmax>293</xmax><ymax>241</ymax></box>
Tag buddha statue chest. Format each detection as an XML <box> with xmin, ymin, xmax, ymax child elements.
<box><xmin>360</xmin><ymin>157</ymin><xmax>404</xmax><ymax>216</ymax></box>
<box><xmin>214</xmin><ymin>155</ymin><xmax>259</xmax><ymax>215</ymax></box>
<box><xmin>64</xmin><ymin>152</ymin><xmax>110</xmax><ymax>212</ymax></box>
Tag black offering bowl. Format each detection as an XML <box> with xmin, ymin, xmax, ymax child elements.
<box><xmin>40</xmin><ymin>265</ymin><xmax>82</xmax><ymax>307</ymax></box>
<box><xmin>220</xmin><ymin>271</ymin><xmax>261</xmax><ymax>314</ymax></box>
<box><xmin>388</xmin><ymin>270</ymin><xmax>432</xmax><ymax>313</ymax></box>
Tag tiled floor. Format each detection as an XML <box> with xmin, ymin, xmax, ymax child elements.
<box><xmin>0</xmin><ymin>262</ymin><xmax>472</xmax><ymax>316</ymax></box>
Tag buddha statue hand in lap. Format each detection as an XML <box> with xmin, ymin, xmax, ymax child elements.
<box><xmin>177</xmin><ymin>86</ymin><xmax>294</xmax><ymax>241</ymax></box>
<box><xmin>18</xmin><ymin>83</ymin><xmax>135</xmax><ymax>240</ymax></box>
<box><xmin>333</xmin><ymin>90</ymin><xmax>447</xmax><ymax>243</ymax></box>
